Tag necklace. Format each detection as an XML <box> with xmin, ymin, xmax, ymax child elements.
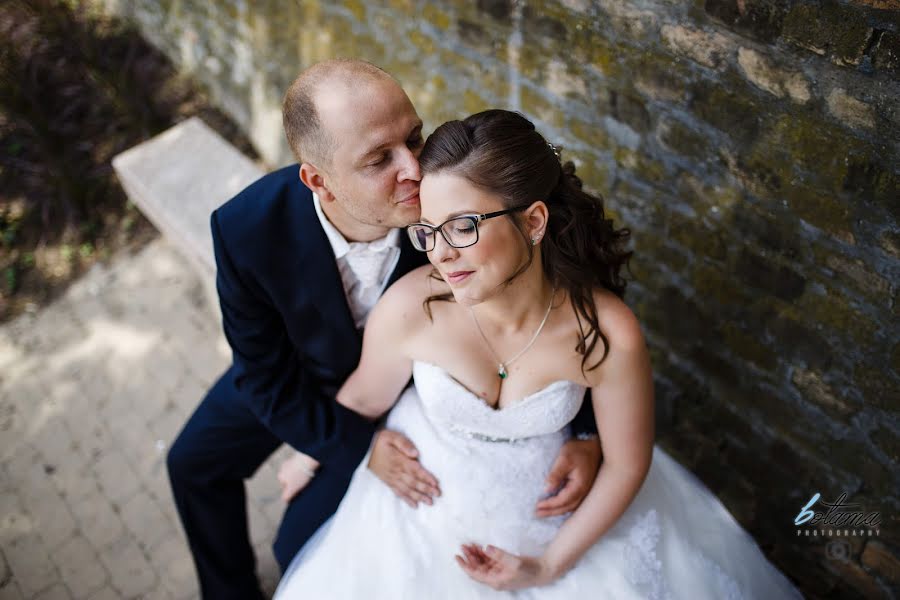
<box><xmin>469</xmin><ymin>289</ymin><xmax>556</xmax><ymax>379</ymax></box>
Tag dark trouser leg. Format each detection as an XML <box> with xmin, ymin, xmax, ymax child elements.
<box><xmin>272</xmin><ymin>465</ymin><xmax>355</xmax><ymax>572</ymax></box>
<box><xmin>167</xmin><ymin>371</ymin><xmax>279</xmax><ymax>600</ymax></box>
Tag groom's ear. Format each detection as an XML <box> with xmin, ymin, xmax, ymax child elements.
<box><xmin>299</xmin><ymin>163</ymin><xmax>335</xmax><ymax>201</ymax></box>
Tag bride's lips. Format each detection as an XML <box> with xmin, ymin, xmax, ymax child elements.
<box><xmin>445</xmin><ymin>271</ymin><xmax>473</xmax><ymax>284</ymax></box>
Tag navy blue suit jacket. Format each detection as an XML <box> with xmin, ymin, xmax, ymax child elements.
<box><xmin>210</xmin><ymin>165</ymin><xmax>427</xmax><ymax>474</ymax></box>
<box><xmin>210</xmin><ymin>165</ymin><xmax>597</xmax><ymax>477</ymax></box>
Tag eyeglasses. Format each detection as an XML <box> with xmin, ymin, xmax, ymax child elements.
<box><xmin>406</xmin><ymin>204</ymin><xmax>532</xmax><ymax>252</ymax></box>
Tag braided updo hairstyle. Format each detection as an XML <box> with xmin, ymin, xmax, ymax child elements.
<box><xmin>419</xmin><ymin>109</ymin><xmax>632</xmax><ymax>371</ymax></box>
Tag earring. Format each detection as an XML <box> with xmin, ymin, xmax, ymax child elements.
<box><xmin>531</xmin><ymin>238</ymin><xmax>537</xmax><ymax>246</ymax></box>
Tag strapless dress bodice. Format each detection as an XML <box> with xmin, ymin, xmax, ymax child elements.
<box><xmin>412</xmin><ymin>361</ymin><xmax>586</xmax><ymax>443</ymax></box>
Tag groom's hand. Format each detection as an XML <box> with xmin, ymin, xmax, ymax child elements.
<box><xmin>535</xmin><ymin>437</ymin><xmax>602</xmax><ymax>518</ymax></box>
<box><xmin>368</xmin><ymin>430</ymin><xmax>441</xmax><ymax>508</ymax></box>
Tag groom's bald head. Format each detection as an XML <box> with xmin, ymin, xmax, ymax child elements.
<box><xmin>283</xmin><ymin>59</ymin><xmax>398</xmax><ymax>166</ymax></box>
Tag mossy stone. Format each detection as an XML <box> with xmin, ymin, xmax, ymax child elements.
<box><xmin>783</xmin><ymin>3</ymin><xmax>872</xmax><ymax>65</ymax></box>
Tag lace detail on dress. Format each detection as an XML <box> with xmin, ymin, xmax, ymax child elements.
<box><xmin>695</xmin><ymin>553</ymin><xmax>745</xmax><ymax>600</ymax></box>
<box><xmin>623</xmin><ymin>509</ymin><xmax>671</xmax><ymax>600</ymax></box>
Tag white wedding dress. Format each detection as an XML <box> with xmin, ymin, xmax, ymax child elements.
<box><xmin>275</xmin><ymin>361</ymin><xmax>802</xmax><ymax>599</ymax></box>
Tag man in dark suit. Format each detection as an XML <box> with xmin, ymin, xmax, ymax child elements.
<box><xmin>167</xmin><ymin>59</ymin><xmax>602</xmax><ymax>600</ymax></box>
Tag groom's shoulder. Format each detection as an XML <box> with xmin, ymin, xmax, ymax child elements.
<box><xmin>213</xmin><ymin>164</ymin><xmax>311</xmax><ymax>235</ymax></box>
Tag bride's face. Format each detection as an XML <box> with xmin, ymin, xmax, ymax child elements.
<box><xmin>417</xmin><ymin>172</ymin><xmax>529</xmax><ymax>306</ymax></box>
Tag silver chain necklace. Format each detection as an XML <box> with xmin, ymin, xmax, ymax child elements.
<box><xmin>469</xmin><ymin>289</ymin><xmax>556</xmax><ymax>379</ymax></box>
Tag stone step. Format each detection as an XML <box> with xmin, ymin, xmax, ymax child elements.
<box><xmin>112</xmin><ymin>117</ymin><xmax>264</xmax><ymax>279</ymax></box>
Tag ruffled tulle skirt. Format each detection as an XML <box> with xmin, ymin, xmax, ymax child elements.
<box><xmin>275</xmin><ymin>389</ymin><xmax>801</xmax><ymax>599</ymax></box>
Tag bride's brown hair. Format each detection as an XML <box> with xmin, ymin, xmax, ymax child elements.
<box><xmin>420</xmin><ymin>109</ymin><xmax>632</xmax><ymax>372</ymax></box>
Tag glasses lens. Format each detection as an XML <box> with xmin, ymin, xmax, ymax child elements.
<box><xmin>443</xmin><ymin>217</ymin><xmax>478</xmax><ymax>248</ymax></box>
<box><xmin>407</xmin><ymin>225</ymin><xmax>434</xmax><ymax>251</ymax></box>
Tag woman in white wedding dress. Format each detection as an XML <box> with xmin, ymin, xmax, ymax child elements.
<box><xmin>274</xmin><ymin>110</ymin><xmax>802</xmax><ymax>599</ymax></box>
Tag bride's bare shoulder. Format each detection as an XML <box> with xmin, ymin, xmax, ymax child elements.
<box><xmin>592</xmin><ymin>288</ymin><xmax>643</xmax><ymax>345</ymax></box>
<box><xmin>578</xmin><ymin>287</ymin><xmax>647</xmax><ymax>384</ymax></box>
<box><xmin>371</xmin><ymin>265</ymin><xmax>449</xmax><ymax>332</ymax></box>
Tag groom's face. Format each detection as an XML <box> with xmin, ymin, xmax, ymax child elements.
<box><xmin>317</xmin><ymin>79</ymin><xmax>424</xmax><ymax>229</ymax></box>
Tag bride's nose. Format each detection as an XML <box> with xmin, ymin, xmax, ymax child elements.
<box><xmin>431</xmin><ymin>231</ymin><xmax>460</xmax><ymax>263</ymax></box>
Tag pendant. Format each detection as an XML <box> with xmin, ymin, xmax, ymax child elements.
<box><xmin>498</xmin><ymin>363</ymin><xmax>508</xmax><ymax>379</ymax></box>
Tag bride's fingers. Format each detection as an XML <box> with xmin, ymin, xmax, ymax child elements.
<box><xmin>461</xmin><ymin>545</ymin><xmax>481</xmax><ymax>567</ymax></box>
<box><xmin>463</xmin><ymin>545</ymin><xmax>489</xmax><ymax>569</ymax></box>
<box><xmin>485</xmin><ymin>545</ymin><xmax>517</xmax><ymax>572</ymax></box>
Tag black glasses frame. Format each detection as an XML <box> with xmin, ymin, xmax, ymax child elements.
<box><xmin>406</xmin><ymin>204</ymin><xmax>533</xmax><ymax>252</ymax></box>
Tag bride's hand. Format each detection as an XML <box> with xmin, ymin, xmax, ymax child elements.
<box><xmin>455</xmin><ymin>544</ymin><xmax>555</xmax><ymax>591</ymax></box>
<box><xmin>277</xmin><ymin>451</ymin><xmax>319</xmax><ymax>502</ymax></box>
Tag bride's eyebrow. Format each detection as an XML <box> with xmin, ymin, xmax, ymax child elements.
<box><xmin>419</xmin><ymin>210</ymin><xmax>480</xmax><ymax>224</ymax></box>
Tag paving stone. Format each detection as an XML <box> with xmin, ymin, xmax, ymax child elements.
<box><xmin>81</xmin><ymin>585</ymin><xmax>121</xmax><ymax>600</ymax></box>
<box><xmin>148</xmin><ymin>536</ymin><xmax>198</xmax><ymax>600</ymax></box>
<box><xmin>119</xmin><ymin>488</ymin><xmax>177</xmax><ymax>551</ymax></box>
<box><xmin>47</xmin><ymin>461</ymin><xmax>100</xmax><ymax>505</ymax></box>
<box><xmin>32</xmin><ymin>582</ymin><xmax>73</xmax><ymax>600</ymax></box>
<box><xmin>0</xmin><ymin>579</ymin><xmax>25</xmax><ymax>599</ymax></box>
<box><xmin>101</xmin><ymin>534</ymin><xmax>158</xmax><ymax>598</ymax></box>
<box><xmin>1</xmin><ymin>238</ymin><xmax>285</xmax><ymax>598</ymax></box>
<box><xmin>18</xmin><ymin>488</ymin><xmax>78</xmax><ymax>549</ymax></box>
<box><xmin>0</xmin><ymin>488</ymin><xmax>31</xmax><ymax>544</ymax></box>
<box><xmin>5</xmin><ymin>532</ymin><xmax>59</xmax><ymax>598</ymax></box>
<box><xmin>69</xmin><ymin>491</ymin><xmax>125</xmax><ymax>551</ymax></box>
<box><xmin>51</xmin><ymin>534</ymin><xmax>109</xmax><ymax>599</ymax></box>
<box><xmin>92</xmin><ymin>451</ymin><xmax>142</xmax><ymax>507</ymax></box>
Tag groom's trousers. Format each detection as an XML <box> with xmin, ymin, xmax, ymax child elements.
<box><xmin>167</xmin><ymin>368</ymin><xmax>356</xmax><ymax>600</ymax></box>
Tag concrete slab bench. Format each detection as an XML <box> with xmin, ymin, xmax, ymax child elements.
<box><xmin>112</xmin><ymin>117</ymin><xmax>265</xmax><ymax>307</ymax></box>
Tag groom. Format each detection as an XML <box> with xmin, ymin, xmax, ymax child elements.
<box><xmin>167</xmin><ymin>59</ymin><xmax>603</xmax><ymax>600</ymax></box>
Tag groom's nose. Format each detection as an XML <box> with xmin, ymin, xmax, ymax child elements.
<box><xmin>396</xmin><ymin>147</ymin><xmax>421</xmax><ymax>183</ymax></box>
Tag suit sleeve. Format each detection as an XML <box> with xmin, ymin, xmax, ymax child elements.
<box><xmin>570</xmin><ymin>389</ymin><xmax>599</xmax><ymax>437</ymax></box>
<box><xmin>211</xmin><ymin>210</ymin><xmax>375</xmax><ymax>474</ymax></box>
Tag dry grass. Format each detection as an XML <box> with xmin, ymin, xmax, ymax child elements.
<box><xmin>0</xmin><ymin>0</ymin><xmax>256</xmax><ymax>321</ymax></box>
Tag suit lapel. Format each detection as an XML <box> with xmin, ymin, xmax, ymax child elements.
<box><xmin>297</xmin><ymin>198</ymin><xmax>428</xmax><ymax>362</ymax></box>
<box><xmin>387</xmin><ymin>233</ymin><xmax>429</xmax><ymax>288</ymax></box>
<box><xmin>296</xmin><ymin>198</ymin><xmax>361</xmax><ymax>349</ymax></box>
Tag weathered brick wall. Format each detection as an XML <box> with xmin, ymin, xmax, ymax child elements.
<box><xmin>95</xmin><ymin>0</ymin><xmax>899</xmax><ymax>597</ymax></box>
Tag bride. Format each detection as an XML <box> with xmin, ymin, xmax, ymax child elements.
<box><xmin>274</xmin><ymin>109</ymin><xmax>802</xmax><ymax>598</ymax></box>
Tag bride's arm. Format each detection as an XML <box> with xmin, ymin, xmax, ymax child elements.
<box><xmin>458</xmin><ymin>302</ymin><xmax>654</xmax><ymax>590</ymax></box>
<box><xmin>539</xmin><ymin>314</ymin><xmax>655</xmax><ymax>580</ymax></box>
<box><xmin>278</xmin><ymin>267</ymin><xmax>438</xmax><ymax>504</ymax></box>
<box><xmin>335</xmin><ymin>269</ymin><xmax>424</xmax><ymax>420</ymax></box>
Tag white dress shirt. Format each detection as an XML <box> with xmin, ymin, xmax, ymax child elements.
<box><xmin>313</xmin><ymin>193</ymin><xmax>401</xmax><ymax>329</ymax></box>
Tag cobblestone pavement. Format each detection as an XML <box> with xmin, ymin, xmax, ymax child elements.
<box><xmin>1</xmin><ymin>238</ymin><xmax>294</xmax><ymax>599</ymax></box>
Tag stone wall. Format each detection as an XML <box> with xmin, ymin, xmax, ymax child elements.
<box><xmin>94</xmin><ymin>0</ymin><xmax>899</xmax><ymax>597</ymax></box>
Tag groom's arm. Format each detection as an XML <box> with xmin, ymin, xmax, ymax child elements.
<box><xmin>535</xmin><ymin>390</ymin><xmax>602</xmax><ymax>518</ymax></box>
<box><xmin>211</xmin><ymin>210</ymin><xmax>375</xmax><ymax>474</ymax></box>
<box><xmin>569</xmin><ymin>389</ymin><xmax>599</xmax><ymax>436</ymax></box>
